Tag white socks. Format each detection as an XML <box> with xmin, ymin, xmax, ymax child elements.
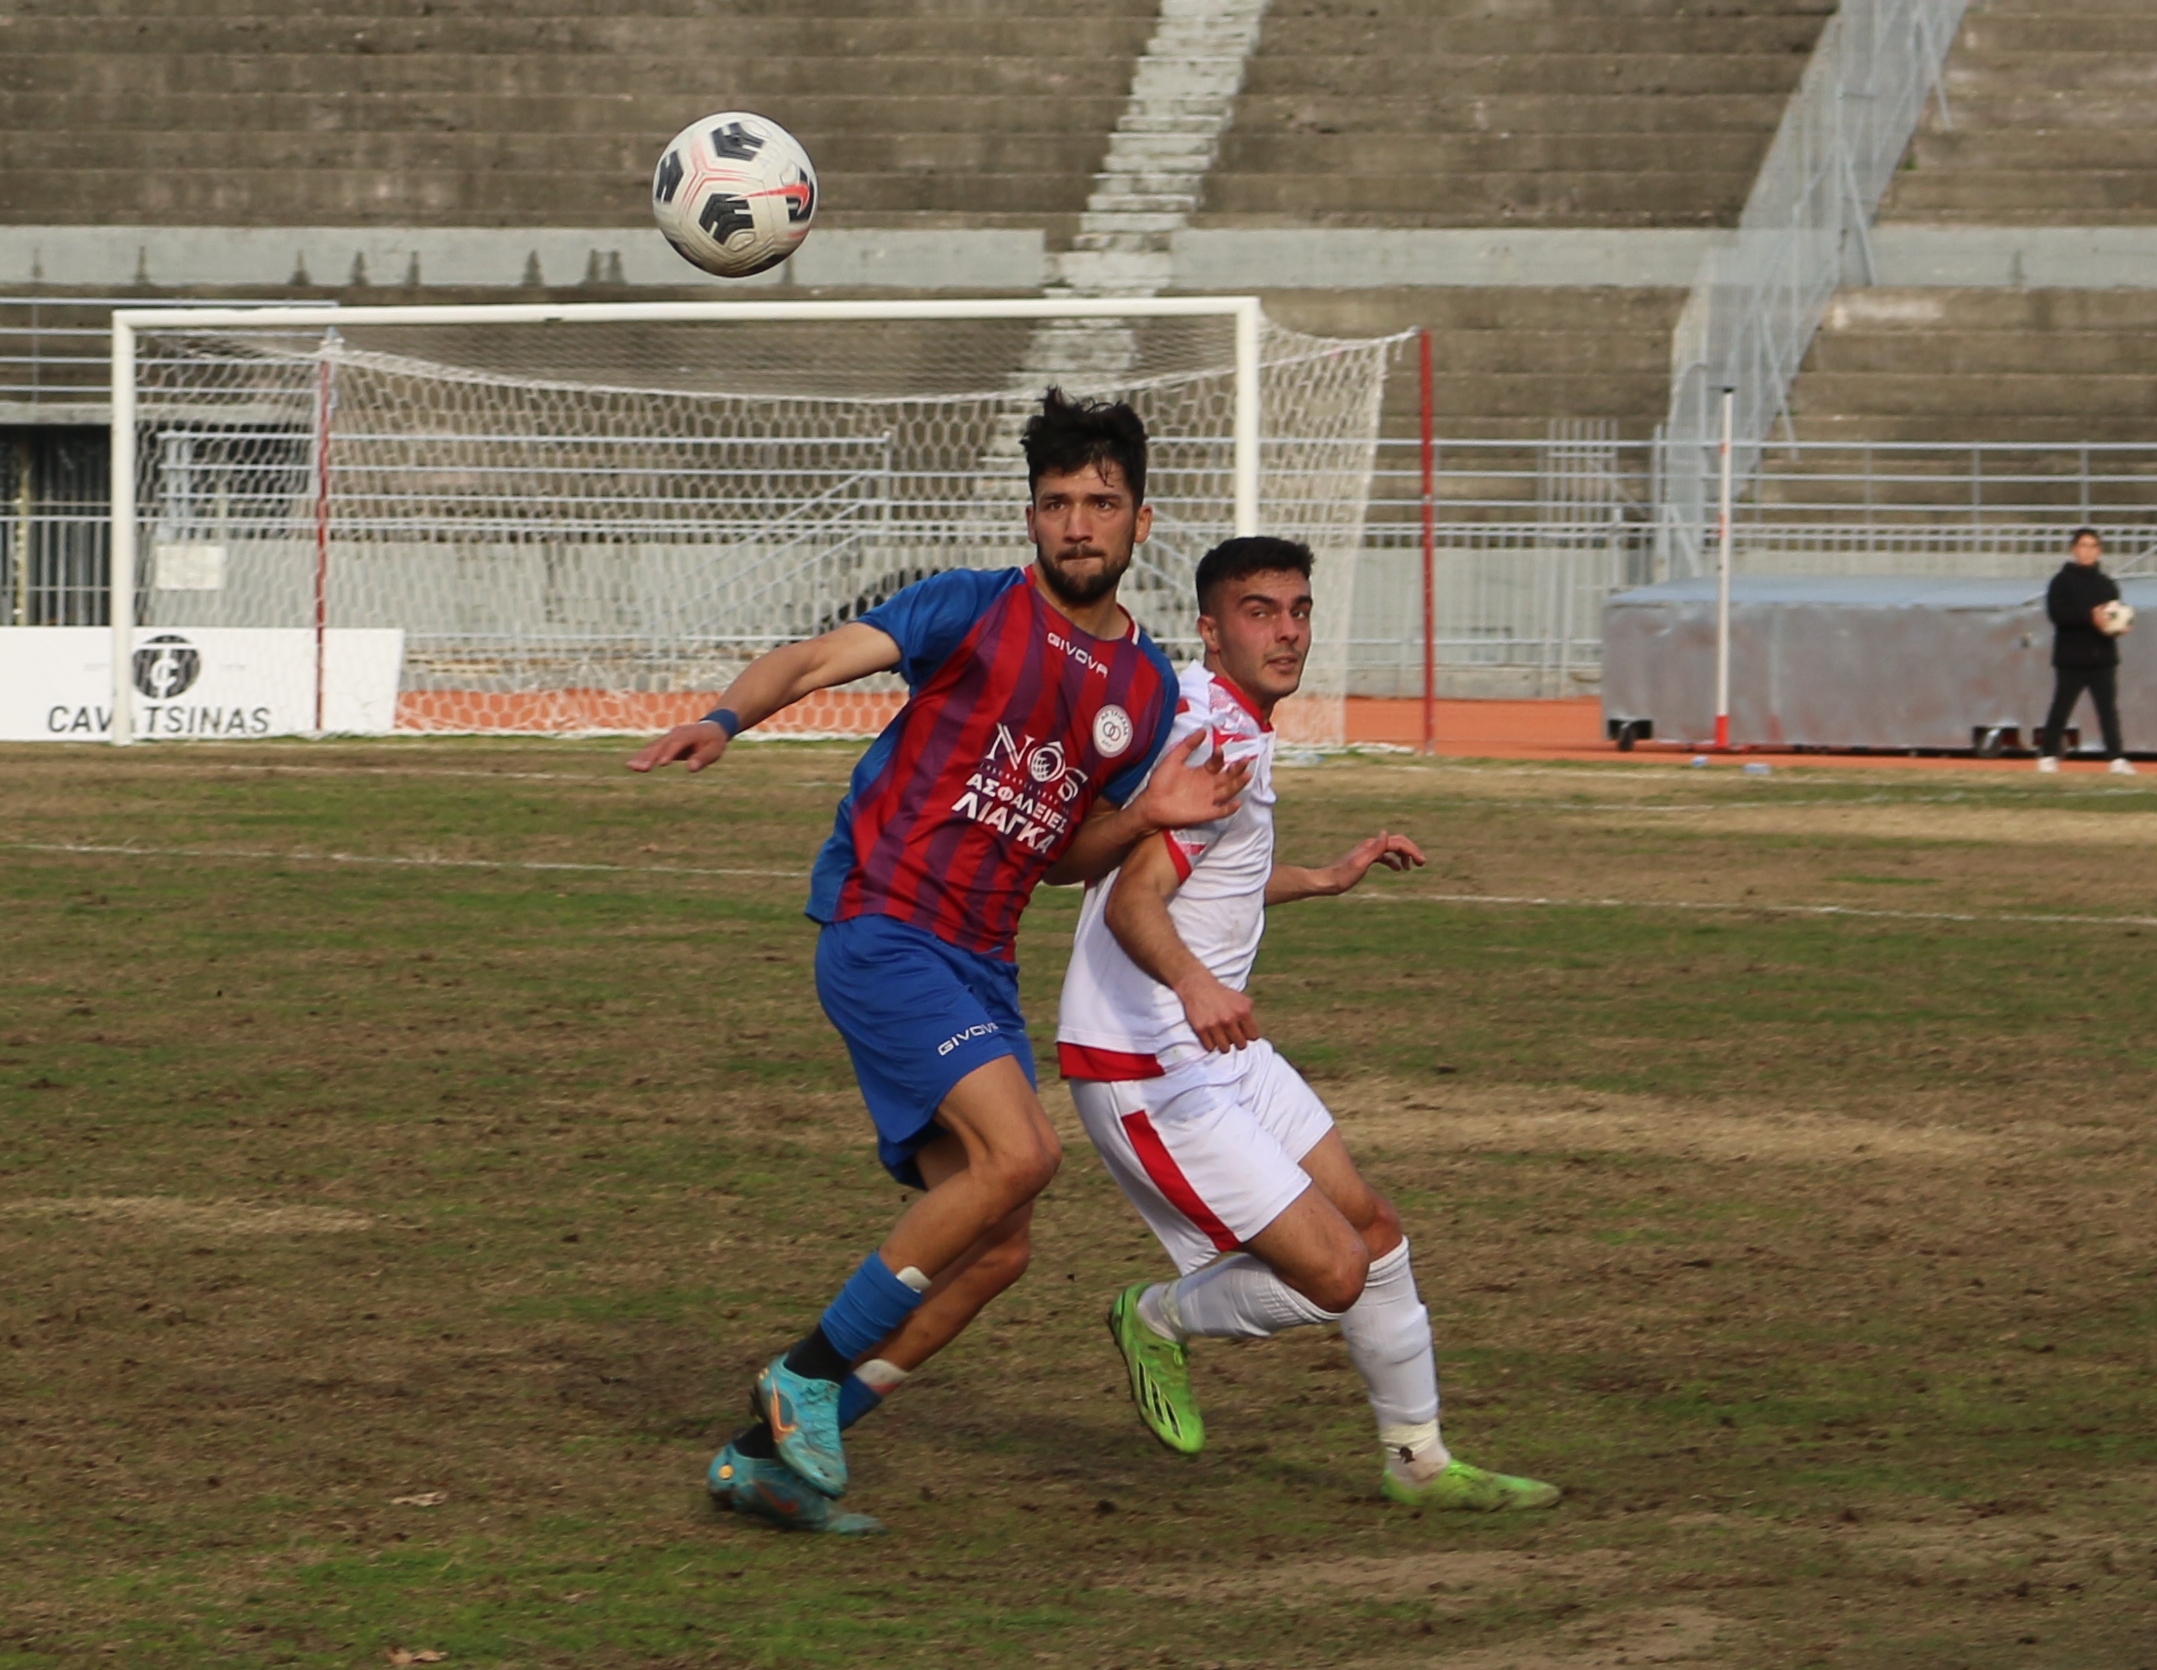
<box><xmin>1141</xmin><ymin>1237</ymin><xmax>1448</xmax><ymax>1475</ymax></box>
<box><xmin>1340</xmin><ymin>1240</ymin><xmax>1439</xmax><ymax>1421</ymax></box>
<box><xmin>1342</xmin><ymin>1240</ymin><xmax>1449</xmax><ymax>1476</ymax></box>
<box><xmin>1139</xmin><ymin>1253</ymin><xmax>1340</xmax><ymax>1341</ymax></box>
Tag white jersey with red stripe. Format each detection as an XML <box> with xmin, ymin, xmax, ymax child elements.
<box><xmin>1057</xmin><ymin>661</ymin><xmax>1276</xmax><ymax>1078</ymax></box>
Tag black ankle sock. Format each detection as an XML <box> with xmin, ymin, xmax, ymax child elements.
<box><xmin>781</xmin><ymin>1325</ymin><xmax>852</xmax><ymax>1384</ymax></box>
<box><xmin>731</xmin><ymin>1420</ymin><xmax>778</xmax><ymax>1459</ymax></box>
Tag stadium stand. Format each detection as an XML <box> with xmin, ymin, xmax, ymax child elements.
<box><xmin>1202</xmin><ymin>0</ymin><xmax>1833</xmax><ymax>229</ymax></box>
<box><xmin>0</xmin><ymin>0</ymin><xmax>1156</xmax><ymax>237</ymax></box>
<box><xmin>1192</xmin><ymin>0</ymin><xmax>1836</xmax><ymax>439</ymax></box>
<box><xmin>1787</xmin><ymin>0</ymin><xmax>2157</xmax><ymax>447</ymax></box>
<box><xmin>8</xmin><ymin>0</ymin><xmax>2097</xmax><ymax>706</ymax></box>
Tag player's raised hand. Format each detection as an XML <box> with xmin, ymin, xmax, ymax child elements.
<box><xmin>1176</xmin><ymin>968</ymin><xmax>1260</xmax><ymax>1053</ymax></box>
<box><xmin>1137</xmin><ymin>730</ymin><xmax>1249</xmax><ymax>830</ymax></box>
<box><xmin>1323</xmin><ymin>830</ymin><xmax>1426</xmax><ymax>895</ymax></box>
<box><xmin>627</xmin><ymin>719</ymin><xmax>730</xmax><ymax>775</ymax></box>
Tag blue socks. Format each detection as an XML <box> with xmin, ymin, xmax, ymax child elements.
<box><xmin>818</xmin><ymin>1254</ymin><xmax>928</xmax><ymax>1364</ymax></box>
<box><xmin>734</xmin><ymin>1253</ymin><xmax>924</xmax><ymax>1460</ymax></box>
<box><xmin>837</xmin><ymin>1374</ymin><xmax>883</xmax><ymax>1430</ymax></box>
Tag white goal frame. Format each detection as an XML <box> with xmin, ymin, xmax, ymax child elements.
<box><xmin>106</xmin><ymin>295</ymin><xmax>1264</xmax><ymax>745</ymax></box>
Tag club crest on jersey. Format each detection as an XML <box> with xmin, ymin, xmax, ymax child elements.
<box><xmin>1093</xmin><ymin>703</ymin><xmax>1133</xmax><ymax>759</ymax></box>
<box><xmin>949</xmin><ymin>724</ymin><xmax>1090</xmax><ymax>852</ymax></box>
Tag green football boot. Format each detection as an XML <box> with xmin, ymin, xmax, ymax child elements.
<box><xmin>1107</xmin><ymin>1282</ymin><xmax>1204</xmax><ymax>1455</ymax></box>
<box><xmin>1382</xmin><ymin>1457</ymin><xmax>1561</xmax><ymax>1513</ymax></box>
<box><xmin>707</xmin><ymin>1443</ymin><xmax>884</xmax><ymax>1536</ymax></box>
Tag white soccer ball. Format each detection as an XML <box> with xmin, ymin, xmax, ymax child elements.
<box><xmin>2099</xmin><ymin>599</ymin><xmax>2136</xmax><ymax>637</ymax></box>
<box><xmin>651</xmin><ymin>112</ymin><xmax>817</xmax><ymax>278</ymax></box>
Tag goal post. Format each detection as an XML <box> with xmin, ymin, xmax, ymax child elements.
<box><xmin>107</xmin><ymin>296</ymin><xmax>1394</xmax><ymax>747</ymax></box>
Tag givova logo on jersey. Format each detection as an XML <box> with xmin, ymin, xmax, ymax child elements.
<box><xmin>949</xmin><ymin>723</ymin><xmax>1090</xmax><ymax>852</ymax></box>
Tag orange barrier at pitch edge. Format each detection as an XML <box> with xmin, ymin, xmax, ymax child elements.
<box><xmin>1348</xmin><ymin>696</ymin><xmax>2130</xmax><ymax>773</ymax></box>
<box><xmin>1345</xmin><ymin>697</ymin><xmax>1605</xmax><ymax>754</ymax></box>
<box><xmin>394</xmin><ymin>690</ymin><xmax>1609</xmax><ymax>749</ymax></box>
<box><xmin>395</xmin><ymin>689</ymin><xmax>906</xmax><ymax>735</ymax></box>
<box><xmin>395</xmin><ymin>690</ymin><xmax>2121</xmax><ymax>775</ymax></box>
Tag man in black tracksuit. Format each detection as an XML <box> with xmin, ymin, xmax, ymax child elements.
<box><xmin>2037</xmin><ymin>527</ymin><xmax>2132</xmax><ymax>774</ymax></box>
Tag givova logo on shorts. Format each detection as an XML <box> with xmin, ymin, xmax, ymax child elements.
<box><xmin>936</xmin><ymin>1021</ymin><xmax>1001</xmax><ymax>1057</ymax></box>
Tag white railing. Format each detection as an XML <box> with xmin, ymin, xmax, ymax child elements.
<box><xmin>1658</xmin><ymin>0</ymin><xmax>1971</xmax><ymax>578</ymax></box>
<box><xmin>1351</xmin><ymin>434</ymin><xmax>2157</xmax><ymax>695</ymax></box>
<box><xmin>20</xmin><ymin>428</ymin><xmax>2157</xmax><ymax>692</ymax></box>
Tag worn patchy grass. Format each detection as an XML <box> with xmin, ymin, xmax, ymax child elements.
<box><xmin>2</xmin><ymin>740</ymin><xmax>2153</xmax><ymax>1667</ymax></box>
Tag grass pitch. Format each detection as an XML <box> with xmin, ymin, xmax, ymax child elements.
<box><xmin>2</xmin><ymin>739</ymin><xmax>2154</xmax><ymax>1668</ymax></box>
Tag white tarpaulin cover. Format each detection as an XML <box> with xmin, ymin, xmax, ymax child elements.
<box><xmin>1603</xmin><ymin>575</ymin><xmax>2157</xmax><ymax>752</ymax></box>
<box><xmin>0</xmin><ymin>628</ymin><xmax>405</xmax><ymax>742</ymax></box>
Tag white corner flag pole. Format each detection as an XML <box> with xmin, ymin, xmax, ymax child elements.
<box><xmin>1714</xmin><ymin>386</ymin><xmax>1735</xmax><ymax>752</ymax></box>
<box><xmin>108</xmin><ymin>317</ymin><xmax>137</xmax><ymax>747</ymax></box>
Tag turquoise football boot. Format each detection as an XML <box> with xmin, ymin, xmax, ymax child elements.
<box><xmin>755</xmin><ymin>1355</ymin><xmax>848</xmax><ymax>1496</ymax></box>
<box><xmin>707</xmin><ymin>1443</ymin><xmax>884</xmax><ymax>1536</ymax></box>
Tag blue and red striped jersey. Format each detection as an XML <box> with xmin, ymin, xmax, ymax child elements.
<box><xmin>807</xmin><ymin>566</ymin><xmax>1179</xmax><ymax>960</ymax></box>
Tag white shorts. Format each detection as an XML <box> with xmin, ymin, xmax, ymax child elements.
<box><xmin>1068</xmin><ymin>1039</ymin><xmax>1335</xmax><ymax>1275</ymax></box>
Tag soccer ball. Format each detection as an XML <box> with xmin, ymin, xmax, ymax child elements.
<box><xmin>2099</xmin><ymin>599</ymin><xmax>2136</xmax><ymax>637</ymax></box>
<box><xmin>651</xmin><ymin>112</ymin><xmax>817</xmax><ymax>278</ymax></box>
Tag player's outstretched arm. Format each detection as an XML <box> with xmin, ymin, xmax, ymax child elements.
<box><xmin>1265</xmin><ymin>831</ymin><xmax>1425</xmax><ymax>907</ymax></box>
<box><xmin>1104</xmin><ymin>832</ymin><xmax>1259</xmax><ymax>1053</ymax></box>
<box><xmin>1043</xmin><ymin>731</ymin><xmax>1248</xmax><ymax>886</ymax></box>
<box><xmin>626</xmin><ymin>622</ymin><xmax>901</xmax><ymax>775</ymax></box>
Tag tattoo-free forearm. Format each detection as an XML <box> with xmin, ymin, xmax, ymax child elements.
<box><xmin>1264</xmin><ymin>862</ymin><xmax>1339</xmax><ymax>907</ymax></box>
<box><xmin>1044</xmin><ymin>798</ymin><xmax>1161</xmax><ymax>887</ymax></box>
<box><xmin>1104</xmin><ymin>854</ymin><xmax>1213</xmax><ymax>993</ymax></box>
<box><xmin>711</xmin><ymin>624</ymin><xmax>899</xmax><ymax>731</ymax></box>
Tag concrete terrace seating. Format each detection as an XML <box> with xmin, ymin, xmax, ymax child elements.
<box><xmin>1786</xmin><ymin>0</ymin><xmax>2157</xmax><ymax>450</ymax></box>
<box><xmin>0</xmin><ymin>0</ymin><xmax>1157</xmax><ymax>235</ymax></box>
<box><xmin>1199</xmin><ymin>0</ymin><xmax>1833</xmax><ymax>230</ymax></box>
<box><xmin>1790</xmin><ymin>288</ymin><xmax>2157</xmax><ymax>447</ymax></box>
<box><xmin>1880</xmin><ymin>0</ymin><xmax>2157</xmax><ymax>226</ymax></box>
<box><xmin>1269</xmin><ymin>287</ymin><xmax>1686</xmax><ymax>443</ymax></box>
<box><xmin>1182</xmin><ymin>0</ymin><xmax>1832</xmax><ymax>437</ymax></box>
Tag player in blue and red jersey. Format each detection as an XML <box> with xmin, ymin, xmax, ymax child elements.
<box><xmin>629</xmin><ymin>389</ymin><xmax>1246</xmax><ymax>1534</ymax></box>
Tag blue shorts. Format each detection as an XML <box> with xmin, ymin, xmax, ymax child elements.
<box><xmin>813</xmin><ymin>913</ymin><xmax>1037</xmax><ymax>1188</ymax></box>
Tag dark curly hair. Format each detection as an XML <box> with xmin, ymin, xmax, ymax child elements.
<box><xmin>1020</xmin><ymin>386</ymin><xmax>1148</xmax><ymax>505</ymax></box>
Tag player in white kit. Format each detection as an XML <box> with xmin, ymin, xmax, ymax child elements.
<box><xmin>1057</xmin><ymin>536</ymin><xmax>1560</xmax><ymax>1511</ymax></box>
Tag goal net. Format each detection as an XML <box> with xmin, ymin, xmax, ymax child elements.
<box><xmin>115</xmin><ymin>300</ymin><xmax>1401</xmax><ymax>745</ymax></box>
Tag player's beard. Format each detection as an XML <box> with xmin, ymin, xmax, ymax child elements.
<box><xmin>1034</xmin><ymin>543</ymin><xmax>1133</xmax><ymax>607</ymax></box>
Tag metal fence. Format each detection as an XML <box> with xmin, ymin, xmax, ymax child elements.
<box><xmin>1660</xmin><ymin>0</ymin><xmax>1971</xmax><ymax>578</ymax></box>
<box><xmin>1352</xmin><ymin>433</ymin><xmax>2157</xmax><ymax>697</ymax></box>
<box><xmin>1354</xmin><ymin>428</ymin><xmax>1653</xmax><ymax>697</ymax></box>
<box><xmin>17</xmin><ymin>421</ymin><xmax>2157</xmax><ymax>688</ymax></box>
<box><xmin>1</xmin><ymin>429</ymin><xmax>108</xmax><ymax>625</ymax></box>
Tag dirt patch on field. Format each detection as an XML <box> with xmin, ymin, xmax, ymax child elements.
<box><xmin>1130</xmin><ymin>1544</ymin><xmax>1628</xmax><ymax>1602</ymax></box>
<box><xmin>1331</xmin><ymin>1081</ymin><xmax>2013</xmax><ymax>1165</ymax></box>
<box><xmin>0</xmin><ymin>1196</ymin><xmax>373</xmax><ymax>1235</ymax></box>
<box><xmin>1352</xmin><ymin>1605</ymin><xmax>1728</xmax><ymax>1669</ymax></box>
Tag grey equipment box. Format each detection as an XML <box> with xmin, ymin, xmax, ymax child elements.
<box><xmin>1602</xmin><ymin>574</ymin><xmax>2157</xmax><ymax>754</ymax></box>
